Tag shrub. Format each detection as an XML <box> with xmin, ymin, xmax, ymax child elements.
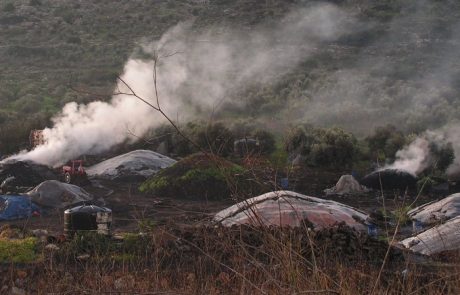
<box><xmin>284</xmin><ymin>125</ymin><xmax>357</xmax><ymax>167</ymax></box>
<box><xmin>366</xmin><ymin>125</ymin><xmax>406</xmax><ymax>162</ymax></box>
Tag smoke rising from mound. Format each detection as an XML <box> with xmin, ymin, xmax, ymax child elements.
<box><xmin>3</xmin><ymin>3</ymin><xmax>355</xmax><ymax>167</ymax></box>
<box><xmin>384</xmin><ymin>125</ymin><xmax>460</xmax><ymax>177</ymax></box>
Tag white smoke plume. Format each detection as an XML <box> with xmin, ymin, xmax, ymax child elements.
<box><xmin>385</xmin><ymin>126</ymin><xmax>460</xmax><ymax>177</ymax></box>
<box><xmin>2</xmin><ymin>3</ymin><xmax>355</xmax><ymax>167</ymax></box>
<box><xmin>384</xmin><ymin>137</ymin><xmax>432</xmax><ymax>176</ymax></box>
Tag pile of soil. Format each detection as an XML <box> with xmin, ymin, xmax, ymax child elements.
<box><xmin>87</xmin><ymin>150</ymin><xmax>176</xmax><ymax>182</ymax></box>
<box><xmin>0</xmin><ymin>161</ymin><xmax>58</xmax><ymax>188</ymax></box>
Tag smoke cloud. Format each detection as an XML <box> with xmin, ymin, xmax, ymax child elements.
<box><xmin>3</xmin><ymin>3</ymin><xmax>356</xmax><ymax>167</ymax></box>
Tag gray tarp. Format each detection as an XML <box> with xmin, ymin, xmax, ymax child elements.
<box><xmin>400</xmin><ymin>216</ymin><xmax>460</xmax><ymax>256</ymax></box>
<box><xmin>26</xmin><ymin>180</ymin><xmax>93</xmax><ymax>208</ymax></box>
<box><xmin>214</xmin><ymin>190</ymin><xmax>371</xmax><ymax>231</ymax></box>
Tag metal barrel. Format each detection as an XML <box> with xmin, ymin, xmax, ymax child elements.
<box><xmin>64</xmin><ymin>204</ymin><xmax>112</xmax><ymax>237</ymax></box>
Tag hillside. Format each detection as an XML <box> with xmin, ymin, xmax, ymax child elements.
<box><xmin>1</xmin><ymin>0</ymin><xmax>460</xmax><ymax>154</ymax></box>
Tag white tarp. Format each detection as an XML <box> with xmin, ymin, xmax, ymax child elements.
<box><xmin>408</xmin><ymin>193</ymin><xmax>460</xmax><ymax>226</ymax></box>
<box><xmin>400</xmin><ymin>216</ymin><xmax>460</xmax><ymax>256</ymax></box>
<box><xmin>26</xmin><ymin>180</ymin><xmax>93</xmax><ymax>208</ymax></box>
<box><xmin>86</xmin><ymin>150</ymin><xmax>176</xmax><ymax>180</ymax></box>
<box><xmin>324</xmin><ymin>175</ymin><xmax>370</xmax><ymax>196</ymax></box>
<box><xmin>214</xmin><ymin>190</ymin><xmax>370</xmax><ymax>231</ymax></box>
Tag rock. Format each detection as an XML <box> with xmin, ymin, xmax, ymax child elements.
<box><xmin>324</xmin><ymin>175</ymin><xmax>371</xmax><ymax>196</ymax></box>
<box><xmin>10</xmin><ymin>286</ymin><xmax>26</xmax><ymax>295</ymax></box>
<box><xmin>45</xmin><ymin>244</ymin><xmax>60</xmax><ymax>252</ymax></box>
<box><xmin>77</xmin><ymin>254</ymin><xmax>90</xmax><ymax>261</ymax></box>
<box><xmin>114</xmin><ymin>275</ymin><xmax>134</xmax><ymax>290</ymax></box>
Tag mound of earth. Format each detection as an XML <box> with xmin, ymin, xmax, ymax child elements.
<box><xmin>0</xmin><ymin>160</ymin><xmax>58</xmax><ymax>188</ymax></box>
<box><xmin>324</xmin><ymin>175</ymin><xmax>370</xmax><ymax>196</ymax></box>
<box><xmin>140</xmin><ymin>153</ymin><xmax>265</xmax><ymax>200</ymax></box>
<box><xmin>408</xmin><ymin>193</ymin><xmax>460</xmax><ymax>227</ymax></box>
<box><xmin>86</xmin><ymin>150</ymin><xmax>176</xmax><ymax>181</ymax></box>
<box><xmin>360</xmin><ymin>169</ymin><xmax>417</xmax><ymax>190</ymax></box>
<box><xmin>26</xmin><ymin>180</ymin><xmax>93</xmax><ymax>209</ymax></box>
<box><xmin>214</xmin><ymin>190</ymin><xmax>371</xmax><ymax>231</ymax></box>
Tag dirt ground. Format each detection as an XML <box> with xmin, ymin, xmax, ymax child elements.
<box><xmin>0</xmin><ymin>167</ymin><xmax>440</xmax><ymax>237</ymax></box>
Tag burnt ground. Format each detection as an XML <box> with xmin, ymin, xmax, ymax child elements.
<box><xmin>0</xmin><ymin>167</ymin><xmax>440</xmax><ymax>237</ymax></box>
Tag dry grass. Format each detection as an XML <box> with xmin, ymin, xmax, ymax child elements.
<box><xmin>1</xmin><ymin>224</ymin><xmax>459</xmax><ymax>294</ymax></box>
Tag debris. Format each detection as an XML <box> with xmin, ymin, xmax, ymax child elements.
<box><xmin>0</xmin><ymin>195</ymin><xmax>40</xmax><ymax>221</ymax></box>
<box><xmin>77</xmin><ymin>254</ymin><xmax>90</xmax><ymax>261</ymax></box>
<box><xmin>408</xmin><ymin>193</ymin><xmax>460</xmax><ymax>227</ymax></box>
<box><xmin>360</xmin><ymin>168</ymin><xmax>417</xmax><ymax>190</ymax></box>
<box><xmin>87</xmin><ymin>150</ymin><xmax>176</xmax><ymax>181</ymax></box>
<box><xmin>400</xmin><ymin>216</ymin><xmax>460</xmax><ymax>256</ymax></box>
<box><xmin>114</xmin><ymin>275</ymin><xmax>135</xmax><ymax>290</ymax></box>
<box><xmin>26</xmin><ymin>180</ymin><xmax>93</xmax><ymax>209</ymax></box>
<box><xmin>324</xmin><ymin>175</ymin><xmax>370</xmax><ymax>196</ymax></box>
<box><xmin>214</xmin><ymin>190</ymin><xmax>371</xmax><ymax>231</ymax></box>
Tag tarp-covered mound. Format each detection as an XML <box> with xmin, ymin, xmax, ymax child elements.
<box><xmin>87</xmin><ymin>150</ymin><xmax>176</xmax><ymax>181</ymax></box>
<box><xmin>408</xmin><ymin>193</ymin><xmax>460</xmax><ymax>226</ymax></box>
<box><xmin>324</xmin><ymin>175</ymin><xmax>370</xmax><ymax>196</ymax></box>
<box><xmin>0</xmin><ymin>160</ymin><xmax>58</xmax><ymax>188</ymax></box>
<box><xmin>0</xmin><ymin>195</ymin><xmax>40</xmax><ymax>221</ymax></box>
<box><xmin>360</xmin><ymin>169</ymin><xmax>417</xmax><ymax>190</ymax></box>
<box><xmin>26</xmin><ymin>180</ymin><xmax>93</xmax><ymax>208</ymax></box>
<box><xmin>400</xmin><ymin>216</ymin><xmax>460</xmax><ymax>256</ymax></box>
<box><xmin>214</xmin><ymin>191</ymin><xmax>371</xmax><ymax>231</ymax></box>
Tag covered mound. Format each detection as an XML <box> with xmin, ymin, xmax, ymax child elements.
<box><xmin>214</xmin><ymin>190</ymin><xmax>371</xmax><ymax>231</ymax></box>
<box><xmin>400</xmin><ymin>216</ymin><xmax>460</xmax><ymax>256</ymax></box>
<box><xmin>87</xmin><ymin>150</ymin><xmax>176</xmax><ymax>181</ymax></box>
<box><xmin>360</xmin><ymin>169</ymin><xmax>416</xmax><ymax>190</ymax></box>
<box><xmin>0</xmin><ymin>160</ymin><xmax>58</xmax><ymax>188</ymax></box>
<box><xmin>140</xmin><ymin>153</ymin><xmax>263</xmax><ymax>200</ymax></box>
<box><xmin>0</xmin><ymin>195</ymin><xmax>40</xmax><ymax>221</ymax></box>
<box><xmin>324</xmin><ymin>175</ymin><xmax>370</xmax><ymax>196</ymax></box>
<box><xmin>26</xmin><ymin>180</ymin><xmax>93</xmax><ymax>208</ymax></box>
<box><xmin>408</xmin><ymin>193</ymin><xmax>460</xmax><ymax>226</ymax></box>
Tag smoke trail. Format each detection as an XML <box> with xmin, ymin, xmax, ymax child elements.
<box><xmin>2</xmin><ymin>3</ymin><xmax>355</xmax><ymax>167</ymax></box>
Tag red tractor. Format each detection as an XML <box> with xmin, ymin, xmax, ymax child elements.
<box><xmin>62</xmin><ymin>160</ymin><xmax>87</xmax><ymax>184</ymax></box>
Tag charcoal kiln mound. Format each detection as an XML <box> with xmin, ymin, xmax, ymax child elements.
<box><xmin>360</xmin><ymin>168</ymin><xmax>417</xmax><ymax>190</ymax></box>
<box><xmin>86</xmin><ymin>150</ymin><xmax>176</xmax><ymax>182</ymax></box>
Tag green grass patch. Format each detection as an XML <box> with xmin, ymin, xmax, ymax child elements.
<box><xmin>0</xmin><ymin>237</ymin><xmax>38</xmax><ymax>263</ymax></box>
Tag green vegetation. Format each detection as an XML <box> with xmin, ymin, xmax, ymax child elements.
<box><xmin>140</xmin><ymin>153</ymin><xmax>262</xmax><ymax>200</ymax></box>
<box><xmin>0</xmin><ymin>237</ymin><xmax>38</xmax><ymax>263</ymax></box>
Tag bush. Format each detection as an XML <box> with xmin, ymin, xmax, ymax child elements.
<box><xmin>366</xmin><ymin>125</ymin><xmax>407</xmax><ymax>162</ymax></box>
<box><xmin>252</xmin><ymin>129</ymin><xmax>276</xmax><ymax>155</ymax></box>
<box><xmin>284</xmin><ymin>125</ymin><xmax>357</xmax><ymax>167</ymax></box>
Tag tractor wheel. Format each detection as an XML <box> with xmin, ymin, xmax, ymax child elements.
<box><xmin>64</xmin><ymin>172</ymin><xmax>71</xmax><ymax>184</ymax></box>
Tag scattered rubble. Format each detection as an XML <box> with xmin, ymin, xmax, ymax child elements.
<box><xmin>87</xmin><ymin>150</ymin><xmax>176</xmax><ymax>181</ymax></box>
<box><xmin>400</xmin><ymin>216</ymin><xmax>460</xmax><ymax>256</ymax></box>
<box><xmin>324</xmin><ymin>175</ymin><xmax>370</xmax><ymax>196</ymax></box>
<box><xmin>214</xmin><ymin>190</ymin><xmax>371</xmax><ymax>231</ymax></box>
<box><xmin>408</xmin><ymin>193</ymin><xmax>460</xmax><ymax>227</ymax></box>
<box><xmin>360</xmin><ymin>168</ymin><xmax>417</xmax><ymax>190</ymax></box>
<box><xmin>26</xmin><ymin>180</ymin><xmax>93</xmax><ymax>209</ymax></box>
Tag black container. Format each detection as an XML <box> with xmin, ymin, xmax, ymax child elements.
<box><xmin>64</xmin><ymin>204</ymin><xmax>112</xmax><ymax>237</ymax></box>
